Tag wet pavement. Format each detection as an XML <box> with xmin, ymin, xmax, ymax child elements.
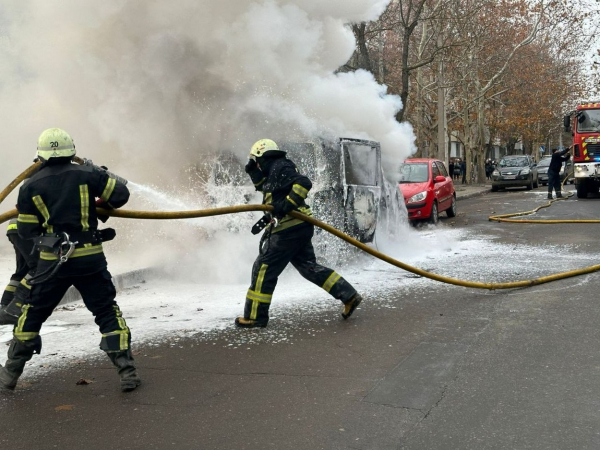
<box><xmin>2</xmin><ymin>184</ymin><xmax>600</xmax><ymax>450</ymax></box>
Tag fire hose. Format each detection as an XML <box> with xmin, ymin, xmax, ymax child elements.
<box><xmin>2</xmin><ymin>162</ymin><xmax>600</xmax><ymax>291</ymax></box>
<box><xmin>488</xmin><ymin>172</ymin><xmax>600</xmax><ymax>224</ymax></box>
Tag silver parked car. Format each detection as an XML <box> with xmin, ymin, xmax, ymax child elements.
<box><xmin>491</xmin><ymin>155</ymin><xmax>539</xmax><ymax>191</ymax></box>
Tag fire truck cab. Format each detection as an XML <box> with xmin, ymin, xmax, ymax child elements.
<box><xmin>564</xmin><ymin>103</ymin><xmax>600</xmax><ymax>198</ymax></box>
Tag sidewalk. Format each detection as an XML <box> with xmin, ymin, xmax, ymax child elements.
<box><xmin>454</xmin><ymin>183</ymin><xmax>490</xmax><ymax>200</ymax></box>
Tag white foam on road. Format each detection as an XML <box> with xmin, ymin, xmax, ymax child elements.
<box><xmin>1</xmin><ymin>225</ymin><xmax>598</xmax><ymax>381</ymax></box>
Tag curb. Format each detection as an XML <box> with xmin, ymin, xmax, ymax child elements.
<box><xmin>58</xmin><ymin>267</ymin><xmax>160</xmax><ymax>305</ymax></box>
<box><xmin>456</xmin><ymin>188</ymin><xmax>490</xmax><ymax>201</ymax></box>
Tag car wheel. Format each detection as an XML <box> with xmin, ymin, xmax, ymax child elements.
<box><xmin>429</xmin><ymin>201</ymin><xmax>439</xmax><ymax>225</ymax></box>
<box><xmin>526</xmin><ymin>177</ymin><xmax>533</xmax><ymax>190</ymax></box>
<box><xmin>446</xmin><ymin>195</ymin><xmax>457</xmax><ymax>218</ymax></box>
<box><xmin>491</xmin><ymin>185</ymin><xmax>499</xmax><ymax>192</ymax></box>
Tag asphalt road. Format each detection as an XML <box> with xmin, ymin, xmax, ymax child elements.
<box><xmin>2</xmin><ymin>185</ymin><xmax>600</xmax><ymax>450</ymax></box>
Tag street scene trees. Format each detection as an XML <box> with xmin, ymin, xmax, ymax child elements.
<box><xmin>346</xmin><ymin>0</ymin><xmax>599</xmax><ymax>183</ymax></box>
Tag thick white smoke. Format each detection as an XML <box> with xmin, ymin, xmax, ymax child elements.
<box><xmin>0</xmin><ymin>0</ymin><xmax>416</xmax><ymax>279</ymax></box>
<box><xmin>0</xmin><ymin>0</ymin><xmax>413</xmax><ymax>183</ymax></box>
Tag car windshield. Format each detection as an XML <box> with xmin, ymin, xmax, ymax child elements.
<box><xmin>399</xmin><ymin>163</ymin><xmax>429</xmax><ymax>183</ymax></box>
<box><xmin>499</xmin><ymin>157</ymin><xmax>528</xmax><ymax>168</ymax></box>
<box><xmin>537</xmin><ymin>158</ymin><xmax>551</xmax><ymax>167</ymax></box>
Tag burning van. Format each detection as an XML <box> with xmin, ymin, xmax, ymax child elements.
<box><xmin>208</xmin><ymin>137</ymin><xmax>400</xmax><ymax>243</ymax></box>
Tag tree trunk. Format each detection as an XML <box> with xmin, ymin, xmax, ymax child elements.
<box><xmin>352</xmin><ymin>23</ymin><xmax>372</xmax><ymax>72</ymax></box>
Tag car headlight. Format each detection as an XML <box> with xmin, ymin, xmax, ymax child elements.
<box><xmin>408</xmin><ymin>191</ymin><xmax>427</xmax><ymax>203</ymax></box>
<box><xmin>520</xmin><ymin>168</ymin><xmax>530</xmax><ymax>175</ymax></box>
<box><xmin>492</xmin><ymin>170</ymin><xmax>499</xmax><ymax>176</ymax></box>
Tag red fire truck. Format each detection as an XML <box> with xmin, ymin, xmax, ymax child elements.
<box><xmin>564</xmin><ymin>102</ymin><xmax>600</xmax><ymax>198</ymax></box>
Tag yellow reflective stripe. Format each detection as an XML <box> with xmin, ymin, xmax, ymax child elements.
<box><xmin>271</xmin><ymin>218</ymin><xmax>304</xmax><ymax>233</ymax></box>
<box><xmin>246</xmin><ymin>290</ymin><xmax>272</xmax><ymax>303</ymax></box>
<box><xmin>40</xmin><ymin>244</ymin><xmax>104</xmax><ymax>260</ymax></box>
<box><xmin>14</xmin><ymin>332</ymin><xmax>39</xmax><ymax>341</ymax></box>
<box><xmin>113</xmin><ymin>305</ymin><xmax>128</xmax><ymax>330</ymax></box>
<box><xmin>79</xmin><ymin>184</ymin><xmax>90</xmax><ymax>231</ymax></box>
<box><xmin>254</xmin><ymin>177</ymin><xmax>266</xmax><ymax>187</ymax></box>
<box><xmin>256</xmin><ymin>264</ymin><xmax>268</xmax><ymax>293</ymax></box>
<box><xmin>322</xmin><ymin>272</ymin><xmax>341</xmax><ymax>293</ymax></box>
<box><xmin>102</xmin><ymin>330</ymin><xmax>130</xmax><ymax>351</ymax></box>
<box><xmin>20</xmin><ymin>278</ymin><xmax>31</xmax><ymax>290</ymax></box>
<box><xmin>32</xmin><ymin>195</ymin><xmax>53</xmax><ymax>233</ymax></box>
<box><xmin>247</xmin><ymin>286</ymin><xmax>272</xmax><ymax>321</ymax></box>
<box><xmin>286</xmin><ymin>195</ymin><xmax>298</xmax><ymax>207</ymax></box>
<box><xmin>292</xmin><ymin>184</ymin><xmax>308</xmax><ymax>198</ymax></box>
<box><xmin>100</xmin><ymin>177</ymin><xmax>116</xmax><ymax>202</ymax></box>
<box><xmin>5</xmin><ymin>285</ymin><xmax>17</xmax><ymax>293</ymax></box>
<box><xmin>14</xmin><ymin>304</ymin><xmax>32</xmax><ymax>339</ymax></box>
<box><xmin>250</xmin><ymin>300</ymin><xmax>258</xmax><ymax>320</ymax></box>
<box><xmin>264</xmin><ymin>193</ymin><xmax>273</xmax><ymax>205</ymax></box>
<box><xmin>7</xmin><ymin>223</ymin><xmax>17</xmax><ymax>231</ymax></box>
<box><xmin>17</xmin><ymin>214</ymin><xmax>39</xmax><ymax>224</ymax></box>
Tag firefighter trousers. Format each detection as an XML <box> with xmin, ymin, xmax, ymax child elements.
<box><xmin>2</xmin><ymin>234</ymin><xmax>37</xmax><ymax>307</ymax></box>
<box><xmin>13</xmin><ymin>268</ymin><xmax>131</xmax><ymax>352</ymax></box>
<box><xmin>244</xmin><ymin>224</ymin><xmax>357</xmax><ymax>325</ymax></box>
<box><xmin>548</xmin><ymin>170</ymin><xmax>561</xmax><ymax>195</ymax></box>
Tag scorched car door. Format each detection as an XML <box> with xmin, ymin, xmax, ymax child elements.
<box><xmin>341</xmin><ymin>141</ymin><xmax>381</xmax><ymax>243</ymax></box>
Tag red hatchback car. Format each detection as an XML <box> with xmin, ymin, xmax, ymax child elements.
<box><xmin>398</xmin><ymin>158</ymin><xmax>457</xmax><ymax>224</ymax></box>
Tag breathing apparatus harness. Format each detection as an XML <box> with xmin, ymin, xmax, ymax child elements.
<box><xmin>28</xmin><ymin>232</ymin><xmax>78</xmax><ymax>285</ymax></box>
<box><xmin>28</xmin><ymin>228</ymin><xmax>117</xmax><ymax>285</ymax></box>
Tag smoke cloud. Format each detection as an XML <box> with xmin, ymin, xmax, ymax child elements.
<box><xmin>0</xmin><ymin>0</ymin><xmax>416</xmax><ymax>277</ymax></box>
<box><xmin>0</xmin><ymin>0</ymin><xmax>413</xmax><ymax>183</ymax></box>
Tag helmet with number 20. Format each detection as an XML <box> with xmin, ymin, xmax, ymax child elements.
<box><xmin>37</xmin><ymin>128</ymin><xmax>76</xmax><ymax>161</ymax></box>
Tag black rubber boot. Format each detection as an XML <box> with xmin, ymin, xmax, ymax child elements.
<box><xmin>342</xmin><ymin>293</ymin><xmax>363</xmax><ymax>319</ymax></box>
<box><xmin>547</xmin><ymin>194</ymin><xmax>553</xmax><ymax>200</ymax></box>
<box><xmin>556</xmin><ymin>193</ymin><xmax>563</xmax><ymax>198</ymax></box>
<box><xmin>235</xmin><ymin>317</ymin><xmax>268</xmax><ymax>328</ymax></box>
<box><xmin>0</xmin><ymin>338</ymin><xmax>40</xmax><ymax>391</ymax></box>
<box><xmin>107</xmin><ymin>350</ymin><xmax>141</xmax><ymax>392</ymax></box>
<box><xmin>0</xmin><ymin>299</ymin><xmax>23</xmax><ymax>326</ymax></box>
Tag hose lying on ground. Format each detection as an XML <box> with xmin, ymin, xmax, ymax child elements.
<box><xmin>2</xmin><ymin>162</ymin><xmax>600</xmax><ymax>291</ymax></box>
<box><xmin>488</xmin><ymin>172</ymin><xmax>600</xmax><ymax>223</ymax></box>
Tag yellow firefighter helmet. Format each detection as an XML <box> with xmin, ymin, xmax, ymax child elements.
<box><xmin>37</xmin><ymin>128</ymin><xmax>76</xmax><ymax>161</ymax></box>
<box><xmin>249</xmin><ymin>139</ymin><xmax>284</xmax><ymax>159</ymax></box>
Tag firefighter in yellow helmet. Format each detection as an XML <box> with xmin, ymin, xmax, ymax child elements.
<box><xmin>236</xmin><ymin>139</ymin><xmax>363</xmax><ymax>328</ymax></box>
<box><xmin>0</xmin><ymin>128</ymin><xmax>140</xmax><ymax>392</ymax></box>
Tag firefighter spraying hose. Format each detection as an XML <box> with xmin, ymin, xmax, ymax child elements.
<box><xmin>0</xmin><ymin>128</ymin><xmax>140</xmax><ymax>393</ymax></box>
<box><xmin>2</xmin><ymin>159</ymin><xmax>600</xmax><ymax>291</ymax></box>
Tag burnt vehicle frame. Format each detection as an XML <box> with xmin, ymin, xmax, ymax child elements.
<box><xmin>209</xmin><ymin>137</ymin><xmax>398</xmax><ymax>244</ymax></box>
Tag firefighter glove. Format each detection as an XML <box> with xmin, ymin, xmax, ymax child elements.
<box><xmin>96</xmin><ymin>199</ymin><xmax>112</xmax><ymax>223</ymax></box>
<box><xmin>245</xmin><ymin>159</ymin><xmax>258</xmax><ymax>174</ymax></box>
<box><xmin>271</xmin><ymin>199</ymin><xmax>293</xmax><ymax>219</ymax></box>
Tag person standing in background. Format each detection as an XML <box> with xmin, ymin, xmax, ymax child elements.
<box><xmin>460</xmin><ymin>159</ymin><xmax>467</xmax><ymax>184</ymax></box>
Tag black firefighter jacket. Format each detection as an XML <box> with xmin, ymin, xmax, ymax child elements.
<box><xmin>248</xmin><ymin>156</ymin><xmax>313</xmax><ymax>233</ymax></box>
<box><xmin>17</xmin><ymin>161</ymin><xmax>130</xmax><ymax>277</ymax></box>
